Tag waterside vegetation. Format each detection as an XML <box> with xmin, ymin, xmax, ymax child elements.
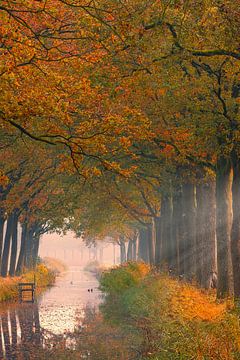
<box><xmin>0</xmin><ymin>263</ymin><xmax>55</xmax><ymax>302</ymax></box>
<box><xmin>98</xmin><ymin>262</ymin><xmax>240</xmax><ymax>360</ymax></box>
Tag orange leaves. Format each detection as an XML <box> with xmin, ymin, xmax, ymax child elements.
<box><xmin>105</xmin><ymin>14</ymin><xmax>115</xmax><ymax>22</ymax></box>
<box><xmin>92</xmin><ymin>167</ymin><xmax>102</xmax><ymax>176</ymax></box>
<box><xmin>0</xmin><ymin>171</ymin><xmax>9</xmax><ymax>188</ymax></box>
<box><xmin>119</xmin><ymin>136</ymin><xmax>132</xmax><ymax>148</ymax></box>
<box><xmin>158</xmin><ymin>88</ymin><xmax>167</xmax><ymax>96</ymax></box>
<box><xmin>30</xmin><ymin>194</ymin><xmax>48</xmax><ymax>209</ymax></box>
<box><xmin>162</xmin><ymin>144</ymin><xmax>175</xmax><ymax>159</ymax></box>
<box><xmin>170</xmin><ymin>281</ymin><xmax>226</xmax><ymax>322</ymax></box>
<box><xmin>81</xmin><ymin>167</ymin><xmax>102</xmax><ymax>179</ymax></box>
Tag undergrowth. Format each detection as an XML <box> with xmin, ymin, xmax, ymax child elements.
<box><xmin>99</xmin><ymin>262</ymin><xmax>240</xmax><ymax>360</ymax></box>
<box><xmin>0</xmin><ymin>263</ymin><xmax>55</xmax><ymax>302</ymax></box>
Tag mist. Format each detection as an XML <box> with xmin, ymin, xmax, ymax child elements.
<box><xmin>39</xmin><ymin>232</ymin><xmax>120</xmax><ymax>268</ymax></box>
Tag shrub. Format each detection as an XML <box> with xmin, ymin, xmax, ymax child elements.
<box><xmin>0</xmin><ymin>264</ymin><xmax>55</xmax><ymax>302</ymax></box>
<box><xmin>99</xmin><ymin>263</ymin><xmax>240</xmax><ymax>359</ymax></box>
<box><xmin>100</xmin><ymin>261</ymin><xmax>150</xmax><ymax>296</ymax></box>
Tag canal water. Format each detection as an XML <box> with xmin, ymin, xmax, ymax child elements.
<box><xmin>0</xmin><ymin>266</ymin><xmax>102</xmax><ymax>359</ymax></box>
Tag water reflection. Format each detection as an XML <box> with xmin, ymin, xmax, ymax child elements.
<box><xmin>0</xmin><ymin>304</ymin><xmax>40</xmax><ymax>359</ymax></box>
<box><xmin>0</xmin><ymin>268</ymin><xmax>131</xmax><ymax>359</ymax></box>
<box><xmin>0</xmin><ymin>268</ymin><xmax>102</xmax><ymax>359</ymax></box>
<box><xmin>0</xmin><ymin>302</ymin><xmax>133</xmax><ymax>360</ymax></box>
<box><xmin>38</xmin><ymin>266</ymin><xmax>100</xmax><ymax>335</ymax></box>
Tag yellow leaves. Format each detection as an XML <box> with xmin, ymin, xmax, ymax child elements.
<box><xmin>119</xmin><ymin>165</ymin><xmax>138</xmax><ymax>178</ymax></box>
<box><xmin>98</xmin><ymin>264</ymin><xmax>240</xmax><ymax>360</ymax></box>
<box><xmin>119</xmin><ymin>136</ymin><xmax>132</xmax><ymax>148</ymax></box>
<box><xmin>105</xmin><ymin>14</ymin><xmax>115</xmax><ymax>22</ymax></box>
<box><xmin>170</xmin><ymin>282</ymin><xmax>227</xmax><ymax>322</ymax></box>
<box><xmin>92</xmin><ymin>167</ymin><xmax>102</xmax><ymax>177</ymax></box>
<box><xmin>81</xmin><ymin>167</ymin><xmax>102</xmax><ymax>179</ymax></box>
<box><xmin>0</xmin><ymin>264</ymin><xmax>54</xmax><ymax>302</ymax></box>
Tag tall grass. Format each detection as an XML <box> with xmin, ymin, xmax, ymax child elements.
<box><xmin>0</xmin><ymin>263</ymin><xmax>55</xmax><ymax>302</ymax></box>
<box><xmin>99</xmin><ymin>262</ymin><xmax>240</xmax><ymax>359</ymax></box>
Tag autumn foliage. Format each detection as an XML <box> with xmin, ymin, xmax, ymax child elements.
<box><xmin>1</xmin><ymin>2</ymin><xmax>240</xmax><ymax>358</ymax></box>
<box><xmin>0</xmin><ymin>263</ymin><xmax>54</xmax><ymax>302</ymax></box>
<box><xmin>99</xmin><ymin>263</ymin><xmax>240</xmax><ymax>359</ymax></box>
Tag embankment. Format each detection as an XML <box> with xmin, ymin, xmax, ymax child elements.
<box><xmin>0</xmin><ymin>261</ymin><xmax>58</xmax><ymax>302</ymax></box>
<box><xmin>98</xmin><ymin>262</ymin><xmax>239</xmax><ymax>360</ymax></box>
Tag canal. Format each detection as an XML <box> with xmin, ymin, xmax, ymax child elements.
<box><xmin>0</xmin><ymin>266</ymin><xmax>102</xmax><ymax>359</ymax></box>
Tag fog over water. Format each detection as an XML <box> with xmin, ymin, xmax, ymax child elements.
<box><xmin>0</xmin><ymin>232</ymin><xmax>121</xmax><ymax>359</ymax></box>
<box><xmin>39</xmin><ymin>232</ymin><xmax>120</xmax><ymax>267</ymax></box>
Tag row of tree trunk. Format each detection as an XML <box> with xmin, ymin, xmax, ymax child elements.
<box><xmin>0</xmin><ymin>211</ymin><xmax>42</xmax><ymax>277</ymax></box>
<box><xmin>119</xmin><ymin>157</ymin><xmax>240</xmax><ymax>300</ymax></box>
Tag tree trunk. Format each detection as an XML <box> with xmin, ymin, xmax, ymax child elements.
<box><xmin>216</xmin><ymin>155</ymin><xmax>233</xmax><ymax>298</ymax></box>
<box><xmin>132</xmin><ymin>236</ymin><xmax>137</xmax><ymax>261</ymax></box>
<box><xmin>138</xmin><ymin>228</ymin><xmax>149</xmax><ymax>263</ymax></box>
<box><xmin>127</xmin><ymin>239</ymin><xmax>133</xmax><ymax>261</ymax></box>
<box><xmin>169</xmin><ymin>194</ymin><xmax>175</xmax><ymax>270</ymax></box>
<box><xmin>196</xmin><ymin>183</ymin><xmax>204</xmax><ymax>285</ymax></box>
<box><xmin>24</xmin><ymin>226</ymin><xmax>35</xmax><ymax>269</ymax></box>
<box><xmin>119</xmin><ymin>236</ymin><xmax>126</xmax><ymax>263</ymax></box>
<box><xmin>160</xmin><ymin>197</ymin><xmax>167</xmax><ymax>266</ymax></box>
<box><xmin>172</xmin><ymin>186</ymin><xmax>184</xmax><ymax>275</ymax></box>
<box><xmin>231</xmin><ymin>149</ymin><xmax>240</xmax><ymax>301</ymax></box>
<box><xmin>196</xmin><ymin>181</ymin><xmax>216</xmax><ymax>288</ymax></box>
<box><xmin>1</xmin><ymin>213</ymin><xmax>15</xmax><ymax>277</ymax></box>
<box><xmin>16</xmin><ymin>223</ymin><xmax>28</xmax><ymax>275</ymax></box>
<box><xmin>172</xmin><ymin>187</ymin><xmax>182</xmax><ymax>274</ymax></box>
<box><xmin>160</xmin><ymin>196</ymin><xmax>172</xmax><ymax>269</ymax></box>
<box><xmin>182</xmin><ymin>183</ymin><xmax>196</xmax><ymax>280</ymax></box>
<box><xmin>9</xmin><ymin>215</ymin><xmax>19</xmax><ymax>276</ymax></box>
<box><xmin>178</xmin><ymin>187</ymin><xmax>185</xmax><ymax>276</ymax></box>
<box><xmin>32</xmin><ymin>234</ymin><xmax>40</xmax><ymax>268</ymax></box>
<box><xmin>154</xmin><ymin>217</ymin><xmax>161</xmax><ymax>267</ymax></box>
<box><xmin>147</xmin><ymin>222</ymin><xmax>155</xmax><ymax>265</ymax></box>
<box><xmin>0</xmin><ymin>215</ymin><xmax>5</xmax><ymax>268</ymax></box>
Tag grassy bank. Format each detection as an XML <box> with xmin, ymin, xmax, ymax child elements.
<box><xmin>99</xmin><ymin>262</ymin><xmax>240</xmax><ymax>360</ymax></box>
<box><xmin>7</xmin><ymin>262</ymin><xmax>239</xmax><ymax>359</ymax></box>
<box><xmin>0</xmin><ymin>263</ymin><xmax>55</xmax><ymax>302</ymax></box>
